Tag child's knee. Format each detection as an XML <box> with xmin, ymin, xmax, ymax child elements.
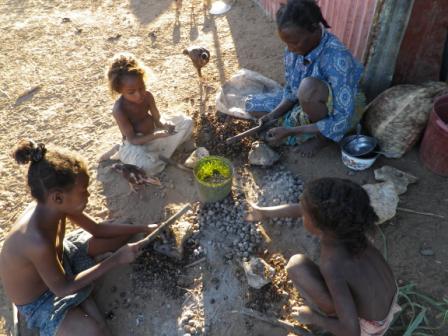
<box><xmin>297</xmin><ymin>77</ymin><xmax>329</xmax><ymax>103</ymax></box>
<box><xmin>286</xmin><ymin>254</ymin><xmax>312</xmax><ymax>276</ymax></box>
<box><xmin>82</xmin><ymin>320</ymin><xmax>108</xmax><ymax>336</ymax></box>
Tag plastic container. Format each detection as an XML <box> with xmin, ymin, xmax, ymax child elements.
<box><xmin>194</xmin><ymin>156</ymin><xmax>233</xmax><ymax>202</ymax></box>
<box><xmin>420</xmin><ymin>94</ymin><xmax>448</xmax><ymax>176</ymax></box>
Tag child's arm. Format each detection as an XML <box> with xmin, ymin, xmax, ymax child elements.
<box><xmin>246</xmin><ymin>201</ymin><xmax>302</xmax><ymax>221</ymax></box>
<box><xmin>68</xmin><ymin>212</ymin><xmax>157</xmax><ymax>238</ymax></box>
<box><xmin>266</xmin><ymin>124</ymin><xmax>320</xmax><ymax>143</ymax></box>
<box><xmin>29</xmin><ymin>240</ymin><xmax>140</xmax><ymax>297</ymax></box>
<box><xmin>297</xmin><ymin>264</ymin><xmax>361</xmax><ymax>336</ymax></box>
<box><xmin>112</xmin><ymin>107</ymin><xmax>169</xmax><ymax>145</ymax></box>
<box><xmin>147</xmin><ymin>92</ymin><xmax>175</xmax><ymax>132</ymax></box>
<box><xmin>147</xmin><ymin>91</ymin><xmax>162</xmax><ymax>127</ymax></box>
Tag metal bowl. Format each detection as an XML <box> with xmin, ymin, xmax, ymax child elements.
<box><xmin>341</xmin><ymin>135</ymin><xmax>377</xmax><ymax>157</ymax></box>
<box><xmin>340</xmin><ymin>135</ymin><xmax>379</xmax><ymax>171</ymax></box>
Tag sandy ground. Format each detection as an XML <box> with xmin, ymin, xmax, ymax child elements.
<box><xmin>0</xmin><ymin>0</ymin><xmax>447</xmax><ymax>335</ymax></box>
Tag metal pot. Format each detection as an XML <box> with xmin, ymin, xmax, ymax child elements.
<box><xmin>340</xmin><ymin>135</ymin><xmax>379</xmax><ymax>171</ymax></box>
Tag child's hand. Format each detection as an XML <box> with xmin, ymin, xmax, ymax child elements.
<box><xmin>245</xmin><ymin>201</ymin><xmax>265</xmax><ymax>222</ymax></box>
<box><xmin>146</xmin><ymin>224</ymin><xmax>158</xmax><ymax>234</ymax></box>
<box><xmin>153</xmin><ymin>130</ymin><xmax>170</xmax><ymax>139</ymax></box>
<box><xmin>112</xmin><ymin>242</ymin><xmax>141</xmax><ymax>265</ymax></box>
<box><xmin>266</xmin><ymin>127</ymin><xmax>290</xmax><ymax>144</ymax></box>
<box><xmin>259</xmin><ymin>113</ymin><xmax>274</xmax><ymax>125</ymax></box>
<box><xmin>162</xmin><ymin>122</ymin><xmax>176</xmax><ymax>135</ymax></box>
<box><xmin>155</xmin><ymin>120</ymin><xmax>176</xmax><ymax>134</ymax></box>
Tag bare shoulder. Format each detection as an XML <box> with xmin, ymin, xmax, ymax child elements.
<box><xmin>145</xmin><ymin>90</ymin><xmax>155</xmax><ymax>104</ymax></box>
<box><xmin>112</xmin><ymin>99</ymin><xmax>124</xmax><ymax>117</ymax></box>
<box><xmin>2</xmin><ymin>227</ymin><xmax>51</xmax><ymax>265</ymax></box>
<box><xmin>25</xmin><ymin>228</ymin><xmax>55</xmax><ymax>255</ymax></box>
<box><xmin>320</xmin><ymin>247</ymin><xmax>349</xmax><ymax>278</ymax></box>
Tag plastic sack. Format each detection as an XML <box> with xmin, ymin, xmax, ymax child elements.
<box><xmin>215</xmin><ymin>68</ymin><xmax>282</xmax><ymax>120</ymax></box>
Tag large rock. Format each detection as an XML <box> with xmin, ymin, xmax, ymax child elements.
<box><xmin>242</xmin><ymin>257</ymin><xmax>275</xmax><ymax>289</ymax></box>
<box><xmin>374</xmin><ymin>166</ymin><xmax>418</xmax><ymax>195</ymax></box>
<box><xmin>248</xmin><ymin>141</ymin><xmax>280</xmax><ymax>166</ymax></box>
<box><xmin>363</xmin><ymin>182</ymin><xmax>399</xmax><ymax>225</ymax></box>
<box><xmin>153</xmin><ymin>221</ymin><xmax>193</xmax><ymax>260</ymax></box>
<box><xmin>184</xmin><ymin>147</ymin><xmax>209</xmax><ymax>168</ymax></box>
<box><xmin>364</xmin><ymin>82</ymin><xmax>448</xmax><ymax>158</ymax></box>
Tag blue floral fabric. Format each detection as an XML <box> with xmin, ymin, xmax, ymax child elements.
<box><xmin>16</xmin><ymin>230</ymin><xmax>94</xmax><ymax>336</ymax></box>
<box><xmin>245</xmin><ymin>28</ymin><xmax>364</xmax><ymax>142</ymax></box>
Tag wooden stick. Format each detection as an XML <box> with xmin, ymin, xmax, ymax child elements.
<box><xmin>236</xmin><ymin>308</ymin><xmax>314</xmax><ymax>336</ymax></box>
<box><xmin>135</xmin><ymin>204</ymin><xmax>191</xmax><ymax>249</ymax></box>
<box><xmin>256</xmin><ymin>223</ymin><xmax>272</xmax><ymax>244</ymax></box>
<box><xmin>12</xmin><ymin>304</ymin><xmax>19</xmax><ymax>336</ymax></box>
<box><xmin>397</xmin><ymin>207</ymin><xmax>445</xmax><ymax>219</ymax></box>
<box><xmin>225</xmin><ymin>119</ymin><xmax>277</xmax><ymax>144</ymax></box>
<box><xmin>185</xmin><ymin>257</ymin><xmax>207</xmax><ymax>268</ymax></box>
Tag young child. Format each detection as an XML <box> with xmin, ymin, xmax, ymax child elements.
<box><xmin>103</xmin><ymin>52</ymin><xmax>193</xmax><ymax>175</ymax></box>
<box><xmin>0</xmin><ymin>140</ymin><xmax>158</xmax><ymax>336</ymax></box>
<box><xmin>247</xmin><ymin>178</ymin><xmax>400</xmax><ymax>336</ymax></box>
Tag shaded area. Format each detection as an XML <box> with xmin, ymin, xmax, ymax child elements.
<box><xmin>128</xmin><ymin>0</ymin><xmax>173</xmax><ymax>25</ymax></box>
<box><xmin>225</xmin><ymin>1</ymin><xmax>284</xmax><ymax>84</ymax></box>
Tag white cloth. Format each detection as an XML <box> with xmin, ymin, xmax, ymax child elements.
<box><xmin>117</xmin><ymin>113</ymin><xmax>193</xmax><ymax>175</ymax></box>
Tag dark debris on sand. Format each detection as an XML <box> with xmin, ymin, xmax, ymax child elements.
<box><xmin>245</xmin><ymin>253</ymin><xmax>301</xmax><ymax>320</ymax></box>
<box><xmin>193</xmin><ymin>110</ymin><xmax>256</xmax><ymax>158</ymax></box>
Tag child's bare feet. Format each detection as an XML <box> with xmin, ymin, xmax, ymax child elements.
<box><xmin>294</xmin><ymin>136</ymin><xmax>330</xmax><ymax>158</ymax></box>
<box><xmin>99</xmin><ymin>144</ymin><xmax>120</xmax><ymax>162</ymax></box>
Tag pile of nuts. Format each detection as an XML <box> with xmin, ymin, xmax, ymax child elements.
<box><xmin>196</xmin><ymin>193</ymin><xmax>263</xmax><ymax>261</ymax></box>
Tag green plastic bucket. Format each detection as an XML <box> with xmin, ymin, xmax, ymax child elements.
<box><xmin>193</xmin><ymin>156</ymin><xmax>233</xmax><ymax>203</ymax></box>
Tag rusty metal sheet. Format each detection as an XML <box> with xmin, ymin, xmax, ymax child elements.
<box><xmin>393</xmin><ymin>0</ymin><xmax>448</xmax><ymax>84</ymax></box>
<box><xmin>318</xmin><ymin>0</ymin><xmax>378</xmax><ymax>61</ymax></box>
<box><xmin>252</xmin><ymin>0</ymin><xmax>378</xmax><ymax>62</ymax></box>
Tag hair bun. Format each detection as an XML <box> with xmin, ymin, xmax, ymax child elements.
<box><xmin>13</xmin><ymin>139</ymin><xmax>47</xmax><ymax>165</ymax></box>
<box><xmin>32</xmin><ymin>142</ymin><xmax>46</xmax><ymax>162</ymax></box>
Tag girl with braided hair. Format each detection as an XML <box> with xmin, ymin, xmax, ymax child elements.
<box><xmin>246</xmin><ymin>0</ymin><xmax>365</xmax><ymax>157</ymax></box>
<box><xmin>0</xmin><ymin>140</ymin><xmax>159</xmax><ymax>336</ymax></box>
<box><xmin>247</xmin><ymin>178</ymin><xmax>400</xmax><ymax>336</ymax></box>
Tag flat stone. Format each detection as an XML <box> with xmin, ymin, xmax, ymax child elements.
<box><xmin>184</xmin><ymin>147</ymin><xmax>209</xmax><ymax>168</ymax></box>
<box><xmin>374</xmin><ymin>166</ymin><xmax>418</xmax><ymax>195</ymax></box>
<box><xmin>363</xmin><ymin>182</ymin><xmax>399</xmax><ymax>225</ymax></box>
<box><xmin>420</xmin><ymin>247</ymin><xmax>435</xmax><ymax>257</ymax></box>
<box><xmin>242</xmin><ymin>257</ymin><xmax>275</xmax><ymax>289</ymax></box>
<box><xmin>248</xmin><ymin>141</ymin><xmax>280</xmax><ymax>166</ymax></box>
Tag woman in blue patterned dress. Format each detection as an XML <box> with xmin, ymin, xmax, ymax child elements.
<box><xmin>246</xmin><ymin>0</ymin><xmax>364</xmax><ymax>157</ymax></box>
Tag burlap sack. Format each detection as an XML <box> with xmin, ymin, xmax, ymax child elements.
<box><xmin>364</xmin><ymin>82</ymin><xmax>448</xmax><ymax>158</ymax></box>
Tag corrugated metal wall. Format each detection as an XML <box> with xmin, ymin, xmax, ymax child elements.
<box><xmin>362</xmin><ymin>0</ymin><xmax>415</xmax><ymax>100</ymax></box>
<box><xmin>393</xmin><ymin>0</ymin><xmax>448</xmax><ymax>84</ymax></box>
<box><xmin>252</xmin><ymin>0</ymin><xmax>378</xmax><ymax>62</ymax></box>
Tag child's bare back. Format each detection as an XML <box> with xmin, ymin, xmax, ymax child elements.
<box><xmin>247</xmin><ymin>178</ymin><xmax>400</xmax><ymax>336</ymax></box>
<box><xmin>320</xmin><ymin>240</ymin><xmax>396</xmax><ymax>321</ymax></box>
<box><xmin>0</xmin><ymin>204</ymin><xmax>62</xmax><ymax>305</ymax></box>
<box><xmin>0</xmin><ymin>140</ymin><xmax>159</xmax><ymax>336</ymax></box>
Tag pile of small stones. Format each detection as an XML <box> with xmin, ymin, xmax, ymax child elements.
<box><xmin>253</xmin><ymin>168</ymin><xmax>304</xmax><ymax>228</ymax></box>
<box><xmin>196</xmin><ymin>192</ymin><xmax>263</xmax><ymax>261</ymax></box>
